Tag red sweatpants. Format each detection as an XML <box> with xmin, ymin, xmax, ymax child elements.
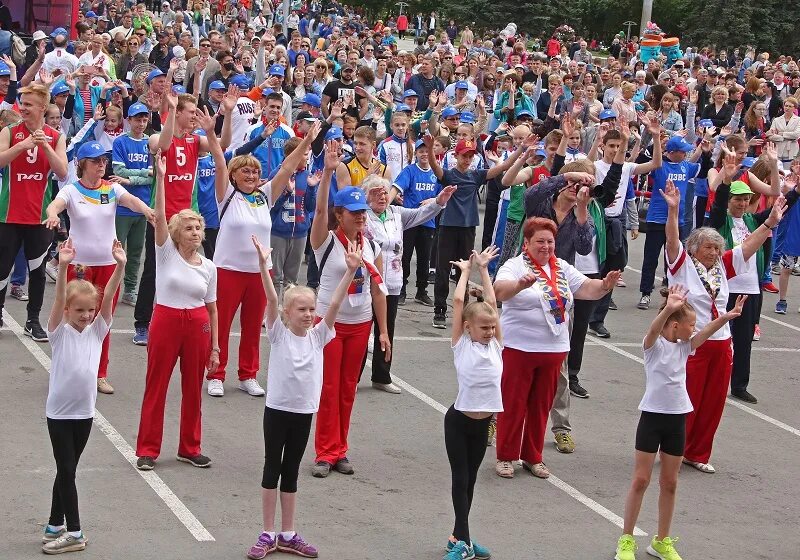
<box><xmin>497</xmin><ymin>348</ymin><xmax>567</xmax><ymax>464</ymax></box>
<box><xmin>208</xmin><ymin>268</ymin><xmax>266</xmax><ymax>382</ymax></box>
<box><xmin>684</xmin><ymin>338</ymin><xmax>733</xmax><ymax>463</ymax></box>
<box><xmin>136</xmin><ymin>305</ymin><xmax>210</xmax><ymax>460</ymax></box>
<box><xmin>314</xmin><ymin>320</ymin><xmax>372</xmax><ymax>464</ymax></box>
<box><xmin>67</xmin><ymin>263</ymin><xmax>119</xmax><ymax>379</ymax></box>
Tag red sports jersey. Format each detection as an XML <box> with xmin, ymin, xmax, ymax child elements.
<box><xmin>0</xmin><ymin>123</ymin><xmax>61</xmax><ymax>224</ymax></box>
<box><xmin>157</xmin><ymin>133</ymin><xmax>200</xmax><ymax>220</ymax></box>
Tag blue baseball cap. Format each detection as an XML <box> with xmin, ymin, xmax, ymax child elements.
<box><xmin>194</xmin><ymin>128</ymin><xmax>207</xmax><ymax>137</ymax></box>
<box><xmin>0</xmin><ymin>61</ymin><xmax>11</xmax><ymax>77</ymax></box>
<box><xmin>441</xmin><ymin>106</ymin><xmax>459</xmax><ymax>119</ymax></box>
<box><xmin>172</xmin><ymin>84</ymin><xmax>186</xmax><ymax>94</ymax></box>
<box><xmin>414</xmin><ymin>139</ymin><xmax>426</xmax><ymax>150</ymax></box>
<box><xmin>742</xmin><ymin>156</ymin><xmax>757</xmax><ymax>168</ymax></box>
<box><xmin>301</xmin><ymin>92</ymin><xmax>321</xmax><ymax>107</ymax></box>
<box><xmin>146</xmin><ymin>68</ymin><xmax>165</xmax><ymax>84</ymax></box>
<box><xmin>698</xmin><ymin>118</ymin><xmax>714</xmax><ymax>128</ymax></box>
<box><xmin>516</xmin><ymin>109</ymin><xmax>535</xmax><ymax>119</ymax></box>
<box><xmin>50</xmin><ymin>27</ymin><xmax>68</xmax><ymax>38</ymax></box>
<box><xmin>665</xmin><ymin>136</ymin><xmax>695</xmax><ymax>153</ymax></box>
<box><xmin>535</xmin><ymin>142</ymin><xmax>546</xmax><ymax>157</ymax></box>
<box><xmin>85</xmin><ymin>10</ymin><xmax>97</xmax><ymax>18</ymax></box>
<box><xmin>261</xmin><ymin>87</ymin><xmax>276</xmax><ymax>97</ymax></box>
<box><xmin>128</xmin><ymin>102</ymin><xmax>149</xmax><ymax>117</ymax></box>
<box><xmin>208</xmin><ymin>80</ymin><xmax>226</xmax><ymax>91</ymax></box>
<box><xmin>268</xmin><ymin>64</ymin><xmax>285</xmax><ymax>77</ymax></box>
<box><xmin>325</xmin><ymin>126</ymin><xmax>344</xmax><ymax>140</ymax></box>
<box><xmin>402</xmin><ymin>89</ymin><xmax>418</xmax><ymax>99</ymax></box>
<box><xmin>230</xmin><ymin>74</ymin><xmax>251</xmax><ymax>89</ymax></box>
<box><xmin>50</xmin><ymin>81</ymin><xmax>70</xmax><ymax>96</ymax></box>
<box><xmin>599</xmin><ymin>109</ymin><xmax>617</xmax><ymax>120</ymax></box>
<box><xmin>333</xmin><ymin>186</ymin><xmax>369</xmax><ymax>211</ymax></box>
<box><xmin>460</xmin><ymin>111</ymin><xmax>475</xmax><ymax>124</ymax></box>
<box><xmin>395</xmin><ymin>103</ymin><xmax>412</xmax><ymax>112</ymax></box>
<box><xmin>455</xmin><ymin>80</ymin><xmax>469</xmax><ymax>90</ymax></box>
<box><xmin>76</xmin><ymin>142</ymin><xmax>106</xmax><ymax>160</ymax></box>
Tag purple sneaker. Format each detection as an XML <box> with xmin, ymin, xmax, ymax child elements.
<box><xmin>247</xmin><ymin>532</ymin><xmax>277</xmax><ymax>559</ymax></box>
<box><xmin>277</xmin><ymin>533</ymin><xmax>318</xmax><ymax>558</ymax></box>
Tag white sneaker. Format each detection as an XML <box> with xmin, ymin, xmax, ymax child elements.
<box><xmin>239</xmin><ymin>378</ymin><xmax>265</xmax><ymax>396</ymax></box>
<box><xmin>45</xmin><ymin>261</ymin><xmax>59</xmax><ymax>282</ymax></box>
<box><xmin>372</xmin><ymin>381</ymin><xmax>401</xmax><ymax>394</ymax></box>
<box><xmin>207</xmin><ymin>379</ymin><xmax>224</xmax><ymax>397</ymax></box>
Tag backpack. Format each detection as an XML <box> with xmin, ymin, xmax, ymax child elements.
<box><xmin>10</xmin><ymin>32</ymin><xmax>26</xmax><ymax>67</ymax></box>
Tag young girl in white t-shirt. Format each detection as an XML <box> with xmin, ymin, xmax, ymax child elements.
<box><xmin>41</xmin><ymin>238</ymin><xmax>125</xmax><ymax>554</ymax></box>
<box><xmin>443</xmin><ymin>245</ymin><xmax>502</xmax><ymax>560</ymax></box>
<box><xmin>615</xmin><ymin>285</ymin><xmax>745</xmax><ymax>560</ymax></box>
<box><xmin>246</xmin><ymin>235</ymin><xmax>360</xmax><ymax>560</ymax></box>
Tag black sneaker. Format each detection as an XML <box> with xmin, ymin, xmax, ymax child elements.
<box><xmin>608</xmin><ymin>298</ymin><xmax>618</xmax><ymax>311</ymax></box>
<box><xmin>432</xmin><ymin>312</ymin><xmax>446</xmax><ymax>329</ymax></box>
<box><xmin>176</xmin><ymin>453</ymin><xmax>212</xmax><ymax>468</ymax></box>
<box><xmin>415</xmin><ymin>292</ymin><xmax>434</xmax><ymax>307</ymax></box>
<box><xmin>589</xmin><ymin>323</ymin><xmax>611</xmax><ymax>338</ymax></box>
<box><xmin>398</xmin><ymin>293</ymin><xmax>406</xmax><ymax>306</ymax></box>
<box><xmin>136</xmin><ymin>456</ymin><xmax>155</xmax><ymax>470</ymax></box>
<box><xmin>569</xmin><ymin>381</ymin><xmax>590</xmax><ymax>398</ymax></box>
<box><xmin>731</xmin><ymin>389</ymin><xmax>758</xmax><ymax>404</ymax></box>
<box><xmin>24</xmin><ymin>320</ymin><xmax>48</xmax><ymax>342</ymax></box>
<box><xmin>333</xmin><ymin>457</ymin><xmax>354</xmax><ymax>475</ymax></box>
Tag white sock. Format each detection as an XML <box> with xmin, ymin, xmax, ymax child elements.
<box><xmin>265</xmin><ymin>531</ymin><xmax>276</xmax><ymax>540</ymax></box>
<box><xmin>68</xmin><ymin>531</ymin><xmax>82</xmax><ymax>538</ymax></box>
<box><xmin>280</xmin><ymin>531</ymin><xmax>295</xmax><ymax>540</ymax></box>
<box><xmin>46</xmin><ymin>525</ymin><xmax>64</xmax><ymax>532</ymax></box>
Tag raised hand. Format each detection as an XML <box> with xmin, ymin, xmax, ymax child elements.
<box><xmin>164</xmin><ymin>88</ymin><xmax>179</xmax><ymax>110</ymax></box>
<box><xmin>472</xmin><ymin>245</ymin><xmax>499</xmax><ymax>268</ymax></box>
<box><xmin>251</xmin><ymin>235</ymin><xmax>273</xmax><ymax>266</ymax></box>
<box><xmin>323</xmin><ymin>140</ymin><xmax>341</xmax><ymax>170</ymax></box>
<box><xmin>576</xmin><ymin>185</ymin><xmax>591</xmax><ymax>207</ymax></box>
<box><xmin>222</xmin><ymin>83</ymin><xmax>241</xmax><ymax>113</ymax></box>
<box><xmin>306</xmin><ymin>169</ymin><xmax>323</xmax><ymax>187</ymax></box>
<box><xmin>722</xmin><ymin>294</ymin><xmax>748</xmax><ymax>321</ymax></box>
<box><xmin>664</xmin><ymin>284</ymin><xmax>688</xmax><ymax>312</ymax></box>
<box><xmin>344</xmin><ymin>240</ymin><xmax>363</xmax><ymax>271</ymax></box>
<box><xmin>195</xmin><ymin>106</ymin><xmax>216</xmax><ymax>132</ymax></box>
<box><xmin>763</xmin><ymin>141</ymin><xmax>778</xmax><ymax>163</ymax></box>
<box><xmin>435</xmin><ymin>185</ymin><xmax>457</xmax><ymax>206</ymax></box>
<box><xmin>58</xmin><ymin>238</ymin><xmax>76</xmax><ymax>265</ymax></box>
<box><xmin>601</xmin><ymin>270</ymin><xmax>621</xmax><ymax>291</ymax></box>
<box><xmin>331</xmin><ymin>98</ymin><xmax>344</xmax><ymax>119</ymax></box>
<box><xmin>765</xmin><ymin>195</ymin><xmax>787</xmax><ymax>227</ymax></box>
<box><xmin>94</xmin><ymin>104</ymin><xmax>106</xmax><ymax>121</ymax></box>
<box><xmin>660</xmin><ymin>179</ymin><xmax>680</xmax><ymax>209</ymax></box>
<box><xmin>449</xmin><ymin>257</ymin><xmax>472</xmax><ymax>274</ymax></box>
<box><xmin>111</xmin><ymin>239</ymin><xmax>127</xmax><ymax>265</ymax></box>
<box><xmin>155</xmin><ymin>150</ymin><xmax>167</xmax><ymax>178</ymax></box>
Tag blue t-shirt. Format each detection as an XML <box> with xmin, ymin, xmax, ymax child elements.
<box><xmin>782</xmin><ymin>197</ymin><xmax>800</xmax><ymax>256</ymax></box>
<box><xmin>647</xmin><ymin>159</ymin><xmax>701</xmax><ymax>225</ymax></box>
<box><xmin>112</xmin><ymin>134</ymin><xmax>151</xmax><ymax>217</ymax></box>
<box><xmin>440</xmin><ymin>168</ymin><xmax>488</xmax><ymax>227</ymax></box>
<box><xmin>249</xmin><ymin>123</ymin><xmax>294</xmax><ymax>179</ymax></box>
<box><xmin>393</xmin><ymin>163</ymin><xmax>441</xmax><ymax>228</ymax></box>
<box><xmin>268</xmin><ymin>167</ymin><xmax>316</xmax><ymax>238</ymax></box>
<box><xmin>196</xmin><ymin>154</ymin><xmax>219</xmax><ymax>228</ymax></box>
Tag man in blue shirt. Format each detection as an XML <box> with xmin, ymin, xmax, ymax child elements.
<box><xmin>248</xmin><ymin>91</ymin><xmax>295</xmax><ymax>179</ymax></box>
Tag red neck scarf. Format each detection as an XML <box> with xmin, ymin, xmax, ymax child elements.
<box><xmin>334</xmin><ymin>228</ymin><xmax>387</xmax><ymax>299</ymax></box>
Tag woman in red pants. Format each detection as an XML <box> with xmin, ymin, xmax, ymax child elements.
<box><xmin>309</xmin><ymin>140</ymin><xmax>391</xmax><ymax>478</ymax></box>
<box><xmin>135</xmin><ymin>147</ymin><xmax>221</xmax><ymax>471</ymax></box>
<box><xmin>662</xmin><ymin>180</ymin><xmax>783</xmax><ymax>473</ymax></box>
<box><xmin>43</xmin><ymin>141</ymin><xmax>154</xmax><ymax>395</ymax></box>
<box><xmin>493</xmin><ymin>217</ymin><xmax>617</xmax><ymax>479</ymax></box>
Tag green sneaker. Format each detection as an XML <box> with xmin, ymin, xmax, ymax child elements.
<box><xmin>646</xmin><ymin>536</ymin><xmax>682</xmax><ymax>560</ymax></box>
<box><xmin>615</xmin><ymin>534</ymin><xmax>637</xmax><ymax>560</ymax></box>
<box><xmin>42</xmin><ymin>533</ymin><xmax>87</xmax><ymax>554</ymax></box>
<box><xmin>42</xmin><ymin>526</ymin><xmax>66</xmax><ymax>543</ymax></box>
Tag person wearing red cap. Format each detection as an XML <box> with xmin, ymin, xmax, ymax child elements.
<box><xmin>423</xmin><ymin>134</ymin><xmax>528</xmax><ymax>328</ymax></box>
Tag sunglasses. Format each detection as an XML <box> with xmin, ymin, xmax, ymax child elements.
<box><xmin>87</xmin><ymin>156</ymin><xmax>108</xmax><ymax>164</ymax></box>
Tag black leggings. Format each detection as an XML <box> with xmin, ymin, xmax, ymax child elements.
<box><xmin>134</xmin><ymin>223</ymin><xmax>156</xmax><ymax>330</ymax></box>
<box><xmin>0</xmin><ymin>223</ymin><xmax>53</xmax><ymax>321</ymax></box>
<box><xmin>567</xmin><ymin>273</ymin><xmax>600</xmax><ymax>376</ymax></box>
<box><xmin>444</xmin><ymin>405</ymin><xmax>491</xmax><ymax>544</ymax></box>
<box><xmin>47</xmin><ymin>417</ymin><xmax>93</xmax><ymax>532</ymax></box>
<box><xmin>729</xmin><ymin>291</ymin><xmax>760</xmax><ymax>392</ymax></box>
<box><xmin>262</xmin><ymin>406</ymin><xmax>313</xmax><ymax>493</ymax></box>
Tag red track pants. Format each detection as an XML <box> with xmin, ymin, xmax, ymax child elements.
<box><xmin>67</xmin><ymin>264</ymin><xmax>119</xmax><ymax>379</ymax></box>
<box><xmin>314</xmin><ymin>319</ymin><xmax>371</xmax><ymax>464</ymax></box>
<box><xmin>496</xmin><ymin>348</ymin><xmax>567</xmax><ymax>464</ymax></box>
<box><xmin>207</xmin><ymin>268</ymin><xmax>267</xmax><ymax>382</ymax></box>
<box><xmin>684</xmin><ymin>338</ymin><xmax>733</xmax><ymax>463</ymax></box>
<box><xmin>136</xmin><ymin>305</ymin><xmax>210</xmax><ymax>460</ymax></box>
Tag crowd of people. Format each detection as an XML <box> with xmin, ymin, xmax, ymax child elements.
<box><xmin>2</xmin><ymin>1</ymin><xmax>800</xmax><ymax>558</ymax></box>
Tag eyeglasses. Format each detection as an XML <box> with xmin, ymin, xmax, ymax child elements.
<box><xmin>200</xmin><ymin>43</ymin><xmax>211</xmax><ymax>47</ymax></box>
<box><xmin>455</xmin><ymin>73</ymin><xmax>465</xmax><ymax>77</ymax></box>
<box><xmin>128</xmin><ymin>41</ymin><xmax>139</xmax><ymax>46</ymax></box>
<box><xmin>86</xmin><ymin>157</ymin><xmax>108</xmax><ymax>165</ymax></box>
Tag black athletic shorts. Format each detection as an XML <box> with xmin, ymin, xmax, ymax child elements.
<box><xmin>635</xmin><ymin>411</ymin><xmax>686</xmax><ymax>456</ymax></box>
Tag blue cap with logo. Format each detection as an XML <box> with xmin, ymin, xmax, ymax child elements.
<box><xmin>535</xmin><ymin>142</ymin><xmax>546</xmax><ymax>157</ymax></box>
<box><xmin>460</xmin><ymin>111</ymin><xmax>476</xmax><ymax>124</ymax></box>
<box><xmin>208</xmin><ymin>80</ymin><xmax>226</xmax><ymax>91</ymax></box>
<box><xmin>599</xmin><ymin>109</ymin><xmax>617</xmax><ymax>120</ymax></box>
<box><xmin>172</xmin><ymin>84</ymin><xmax>186</xmax><ymax>94</ymax></box>
<box><xmin>85</xmin><ymin>10</ymin><xmax>97</xmax><ymax>18</ymax></box>
<box><xmin>441</xmin><ymin>106</ymin><xmax>459</xmax><ymax>119</ymax></box>
<box><xmin>230</xmin><ymin>74</ymin><xmax>251</xmax><ymax>89</ymax></box>
<box><xmin>402</xmin><ymin>89</ymin><xmax>419</xmax><ymax>99</ymax></box>
<box><xmin>395</xmin><ymin>103</ymin><xmax>412</xmax><ymax>112</ymax></box>
<box><xmin>268</xmin><ymin>64</ymin><xmax>285</xmax><ymax>77</ymax></box>
<box><xmin>333</xmin><ymin>186</ymin><xmax>370</xmax><ymax>211</ymax></box>
<box><xmin>698</xmin><ymin>119</ymin><xmax>714</xmax><ymax>128</ymax></box>
<box><xmin>516</xmin><ymin>109</ymin><xmax>535</xmax><ymax>119</ymax></box>
<box><xmin>325</xmin><ymin>126</ymin><xmax>344</xmax><ymax>140</ymax></box>
<box><xmin>455</xmin><ymin>80</ymin><xmax>469</xmax><ymax>90</ymax></box>
<box><xmin>50</xmin><ymin>81</ymin><xmax>70</xmax><ymax>96</ymax></box>
<box><xmin>261</xmin><ymin>87</ymin><xmax>276</xmax><ymax>97</ymax></box>
<box><xmin>0</xmin><ymin>61</ymin><xmax>11</xmax><ymax>77</ymax></box>
<box><xmin>742</xmin><ymin>156</ymin><xmax>757</xmax><ymax>168</ymax></box>
<box><xmin>77</xmin><ymin>142</ymin><xmax>106</xmax><ymax>160</ymax></box>
<box><xmin>128</xmin><ymin>102</ymin><xmax>149</xmax><ymax>117</ymax></box>
<box><xmin>665</xmin><ymin>136</ymin><xmax>695</xmax><ymax>152</ymax></box>
<box><xmin>194</xmin><ymin>128</ymin><xmax>207</xmax><ymax>137</ymax></box>
<box><xmin>301</xmin><ymin>93</ymin><xmax>321</xmax><ymax>107</ymax></box>
<box><xmin>50</xmin><ymin>27</ymin><xmax>68</xmax><ymax>38</ymax></box>
<box><xmin>146</xmin><ymin>68</ymin><xmax>165</xmax><ymax>84</ymax></box>
<box><xmin>414</xmin><ymin>139</ymin><xmax>426</xmax><ymax>150</ymax></box>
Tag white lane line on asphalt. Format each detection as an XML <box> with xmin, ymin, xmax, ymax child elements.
<box><xmin>369</xmin><ymin>359</ymin><xmax>647</xmax><ymax>536</ymax></box>
<box><xmin>625</xmin><ymin>265</ymin><xmax>800</xmax><ymax>334</ymax></box>
<box><xmin>586</xmin><ymin>336</ymin><xmax>800</xmax><ymax>439</ymax></box>
<box><xmin>3</xmin><ymin>314</ymin><xmax>215</xmax><ymax>542</ymax></box>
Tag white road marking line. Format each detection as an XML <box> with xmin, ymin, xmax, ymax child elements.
<box><xmin>368</xmin><ymin>359</ymin><xmax>647</xmax><ymax>536</ymax></box>
<box><xmin>3</xmin><ymin>314</ymin><xmax>215</xmax><ymax>542</ymax></box>
<box><xmin>586</xmin><ymin>335</ymin><xmax>800</xmax><ymax>439</ymax></box>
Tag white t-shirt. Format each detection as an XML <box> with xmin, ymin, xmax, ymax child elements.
<box><xmin>452</xmin><ymin>334</ymin><xmax>504</xmax><ymax>413</ymax></box>
<box><xmin>496</xmin><ymin>255</ymin><xmax>588</xmax><ymax>352</ymax></box>
<box><xmin>639</xmin><ymin>336</ymin><xmax>694</xmax><ymax>414</ymax></box>
<box><xmin>574</xmin><ymin>233</ymin><xmax>599</xmax><ymax>274</ymax></box>
<box><xmin>596</xmin><ymin>160</ymin><xmax>636</xmax><ymax>217</ymax></box>
<box><xmin>727</xmin><ymin>217</ymin><xmax>761</xmax><ymax>294</ymax></box>
<box><xmin>155</xmin><ymin>238</ymin><xmax>217</xmax><ymax>308</ymax></box>
<box><xmin>265</xmin><ymin>318</ymin><xmax>336</xmax><ymax>413</ymax></box>
<box><xmin>46</xmin><ymin>315</ymin><xmax>111</xmax><ymax>419</ymax></box>
<box><xmin>230</xmin><ymin>97</ymin><xmax>256</xmax><ymax>152</ymax></box>
<box><xmin>57</xmin><ymin>181</ymin><xmax>129</xmax><ymax>266</ymax></box>
<box><xmin>666</xmin><ymin>242</ymin><xmax>750</xmax><ymax>340</ymax></box>
<box><xmin>313</xmin><ymin>232</ymin><xmax>378</xmax><ymax>324</ymax></box>
<box><xmin>43</xmin><ymin>48</ymin><xmax>81</xmax><ymax>75</ymax></box>
<box><xmin>214</xmin><ymin>183</ymin><xmax>273</xmax><ymax>273</ymax></box>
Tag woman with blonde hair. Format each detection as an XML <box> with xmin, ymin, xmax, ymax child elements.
<box><xmin>611</xmin><ymin>81</ymin><xmax>637</xmax><ymax>124</ymax></box>
<box><xmin>700</xmin><ymin>85</ymin><xmax>734</xmax><ymax>129</ymax></box>
<box><xmin>767</xmin><ymin>97</ymin><xmax>800</xmax><ymax>166</ymax></box>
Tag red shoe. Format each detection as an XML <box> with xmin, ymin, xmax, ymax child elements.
<box><xmin>753</xmin><ymin>324</ymin><xmax>761</xmax><ymax>341</ymax></box>
<box><xmin>762</xmin><ymin>282</ymin><xmax>779</xmax><ymax>293</ymax></box>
